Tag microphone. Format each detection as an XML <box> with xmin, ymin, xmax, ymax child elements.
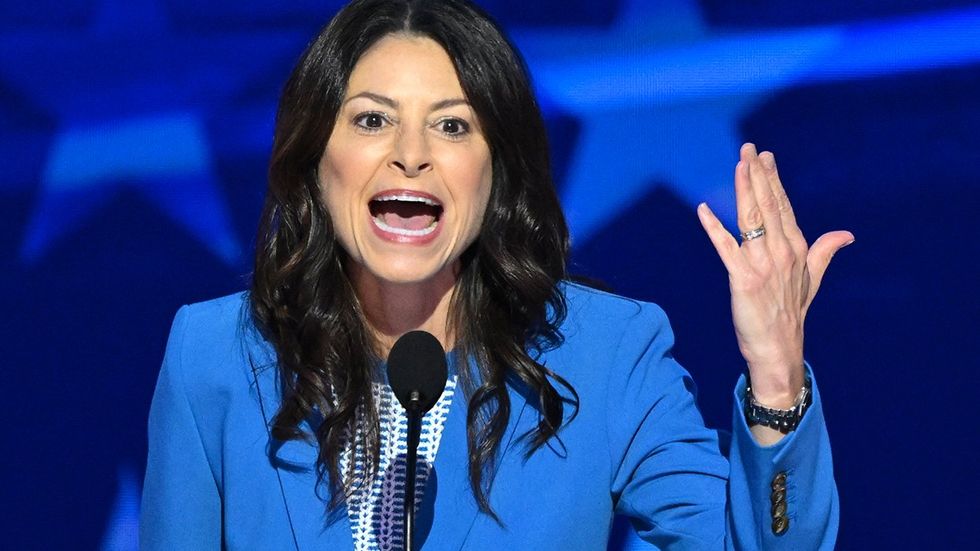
<box><xmin>386</xmin><ymin>331</ymin><xmax>448</xmax><ymax>551</ymax></box>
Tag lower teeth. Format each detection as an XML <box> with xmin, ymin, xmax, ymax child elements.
<box><xmin>373</xmin><ymin>217</ymin><xmax>437</xmax><ymax>236</ymax></box>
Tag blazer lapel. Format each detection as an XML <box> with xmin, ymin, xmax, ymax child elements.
<box><xmin>245</xmin><ymin>335</ymin><xmax>355</xmax><ymax>551</ymax></box>
<box><xmin>423</xmin><ymin>356</ymin><xmax>535</xmax><ymax>550</ymax></box>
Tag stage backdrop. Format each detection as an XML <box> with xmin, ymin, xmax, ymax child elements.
<box><xmin>2</xmin><ymin>0</ymin><xmax>978</xmax><ymax>549</ymax></box>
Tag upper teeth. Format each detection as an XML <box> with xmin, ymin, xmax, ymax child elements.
<box><xmin>374</xmin><ymin>194</ymin><xmax>440</xmax><ymax>206</ymax></box>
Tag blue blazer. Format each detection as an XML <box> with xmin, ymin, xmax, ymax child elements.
<box><xmin>141</xmin><ymin>283</ymin><xmax>838</xmax><ymax>549</ymax></box>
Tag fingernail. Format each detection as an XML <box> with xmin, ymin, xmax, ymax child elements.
<box><xmin>761</xmin><ymin>153</ymin><xmax>775</xmax><ymax>170</ymax></box>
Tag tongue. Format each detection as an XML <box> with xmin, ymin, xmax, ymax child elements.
<box><xmin>373</xmin><ymin>201</ymin><xmax>438</xmax><ymax>230</ymax></box>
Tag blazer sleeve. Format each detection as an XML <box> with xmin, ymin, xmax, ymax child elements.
<box><xmin>140</xmin><ymin>306</ymin><xmax>222</xmax><ymax>549</ymax></box>
<box><xmin>726</xmin><ymin>365</ymin><xmax>839</xmax><ymax>550</ymax></box>
<box><xmin>608</xmin><ymin>304</ymin><xmax>838</xmax><ymax>550</ymax></box>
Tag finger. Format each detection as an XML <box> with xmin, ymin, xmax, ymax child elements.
<box><xmin>733</xmin><ymin>156</ymin><xmax>771</xmax><ymax>264</ymax></box>
<box><xmin>697</xmin><ymin>202</ymin><xmax>743</xmax><ymax>274</ymax></box>
<box><xmin>758</xmin><ymin>151</ymin><xmax>806</xmax><ymax>254</ymax></box>
<box><xmin>735</xmin><ymin>147</ymin><xmax>763</xmax><ymax>237</ymax></box>
<box><xmin>805</xmin><ymin>230</ymin><xmax>855</xmax><ymax>307</ymax></box>
<box><xmin>745</xmin><ymin>147</ymin><xmax>792</xmax><ymax>257</ymax></box>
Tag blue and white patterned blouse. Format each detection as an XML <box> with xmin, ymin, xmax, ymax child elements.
<box><xmin>342</xmin><ymin>376</ymin><xmax>458</xmax><ymax>551</ymax></box>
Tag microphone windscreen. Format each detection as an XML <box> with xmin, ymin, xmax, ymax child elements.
<box><xmin>386</xmin><ymin>330</ymin><xmax>448</xmax><ymax>413</ymax></box>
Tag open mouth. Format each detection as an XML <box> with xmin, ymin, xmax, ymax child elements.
<box><xmin>368</xmin><ymin>192</ymin><xmax>444</xmax><ymax>237</ymax></box>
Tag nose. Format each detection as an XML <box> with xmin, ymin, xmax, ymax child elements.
<box><xmin>388</xmin><ymin>127</ymin><xmax>432</xmax><ymax>178</ymax></box>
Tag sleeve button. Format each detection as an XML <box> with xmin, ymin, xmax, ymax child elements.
<box><xmin>771</xmin><ymin>500</ymin><xmax>787</xmax><ymax>518</ymax></box>
<box><xmin>771</xmin><ymin>471</ymin><xmax>788</xmax><ymax>491</ymax></box>
<box><xmin>772</xmin><ymin>515</ymin><xmax>790</xmax><ymax>535</ymax></box>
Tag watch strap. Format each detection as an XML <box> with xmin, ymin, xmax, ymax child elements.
<box><xmin>745</xmin><ymin>374</ymin><xmax>812</xmax><ymax>433</ymax></box>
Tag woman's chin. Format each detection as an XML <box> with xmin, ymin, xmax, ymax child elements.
<box><xmin>350</xmin><ymin>258</ymin><xmax>458</xmax><ymax>290</ymax></box>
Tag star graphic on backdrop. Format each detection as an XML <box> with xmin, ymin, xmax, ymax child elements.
<box><xmin>0</xmin><ymin>0</ymin><xmax>308</xmax><ymax>264</ymax></box>
<box><xmin>512</xmin><ymin>0</ymin><xmax>980</xmax><ymax>245</ymax></box>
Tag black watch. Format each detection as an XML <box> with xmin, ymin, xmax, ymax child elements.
<box><xmin>745</xmin><ymin>374</ymin><xmax>812</xmax><ymax>434</ymax></box>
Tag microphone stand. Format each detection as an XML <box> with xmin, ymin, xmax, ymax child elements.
<box><xmin>386</xmin><ymin>331</ymin><xmax>447</xmax><ymax>551</ymax></box>
<box><xmin>403</xmin><ymin>390</ymin><xmax>422</xmax><ymax>551</ymax></box>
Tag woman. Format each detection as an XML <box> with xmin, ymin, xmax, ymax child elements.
<box><xmin>141</xmin><ymin>0</ymin><xmax>851</xmax><ymax>549</ymax></box>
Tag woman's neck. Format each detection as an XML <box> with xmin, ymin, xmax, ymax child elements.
<box><xmin>348</xmin><ymin>263</ymin><xmax>458</xmax><ymax>355</ymax></box>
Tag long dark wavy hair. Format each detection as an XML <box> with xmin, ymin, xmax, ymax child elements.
<box><xmin>250</xmin><ymin>0</ymin><xmax>577</xmax><ymax>517</ymax></box>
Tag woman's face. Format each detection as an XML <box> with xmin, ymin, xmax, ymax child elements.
<box><xmin>319</xmin><ymin>34</ymin><xmax>492</xmax><ymax>289</ymax></box>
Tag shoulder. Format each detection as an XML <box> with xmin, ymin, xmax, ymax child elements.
<box><xmin>163</xmin><ymin>291</ymin><xmax>271</xmax><ymax>408</ymax></box>
<box><xmin>170</xmin><ymin>291</ymin><xmax>257</xmax><ymax>362</ymax></box>
<box><xmin>177</xmin><ymin>291</ymin><xmax>251</xmax><ymax>336</ymax></box>
<box><xmin>558</xmin><ymin>280</ymin><xmax>674</xmax><ymax>352</ymax></box>
<box><xmin>542</xmin><ymin>281</ymin><xmax>679</xmax><ymax>388</ymax></box>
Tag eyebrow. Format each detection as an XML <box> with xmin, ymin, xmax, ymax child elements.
<box><xmin>345</xmin><ymin>91</ymin><xmax>469</xmax><ymax>111</ymax></box>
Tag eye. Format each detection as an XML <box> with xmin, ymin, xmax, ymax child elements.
<box><xmin>437</xmin><ymin>118</ymin><xmax>469</xmax><ymax>137</ymax></box>
<box><xmin>353</xmin><ymin>111</ymin><xmax>390</xmax><ymax>132</ymax></box>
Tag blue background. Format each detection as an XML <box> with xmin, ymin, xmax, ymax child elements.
<box><xmin>2</xmin><ymin>0</ymin><xmax>978</xmax><ymax>548</ymax></box>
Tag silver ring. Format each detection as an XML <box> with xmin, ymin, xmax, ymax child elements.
<box><xmin>740</xmin><ymin>226</ymin><xmax>766</xmax><ymax>242</ymax></box>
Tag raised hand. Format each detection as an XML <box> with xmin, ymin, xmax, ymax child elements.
<box><xmin>696</xmin><ymin>143</ymin><xmax>853</xmax><ymax>420</ymax></box>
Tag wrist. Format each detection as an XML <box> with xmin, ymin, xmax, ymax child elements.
<box><xmin>744</xmin><ymin>361</ymin><xmax>805</xmax><ymax>405</ymax></box>
<box><xmin>747</xmin><ymin>387</ymin><xmax>798</xmax><ymax>409</ymax></box>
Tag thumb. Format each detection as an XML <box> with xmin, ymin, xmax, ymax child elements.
<box><xmin>805</xmin><ymin>230</ymin><xmax>855</xmax><ymax>306</ymax></box>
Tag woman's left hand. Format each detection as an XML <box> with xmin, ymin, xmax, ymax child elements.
<box><xmin>696</xmin><ymin>143</ymin><xmax>854</xmax><ymax>411</ymax></box>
